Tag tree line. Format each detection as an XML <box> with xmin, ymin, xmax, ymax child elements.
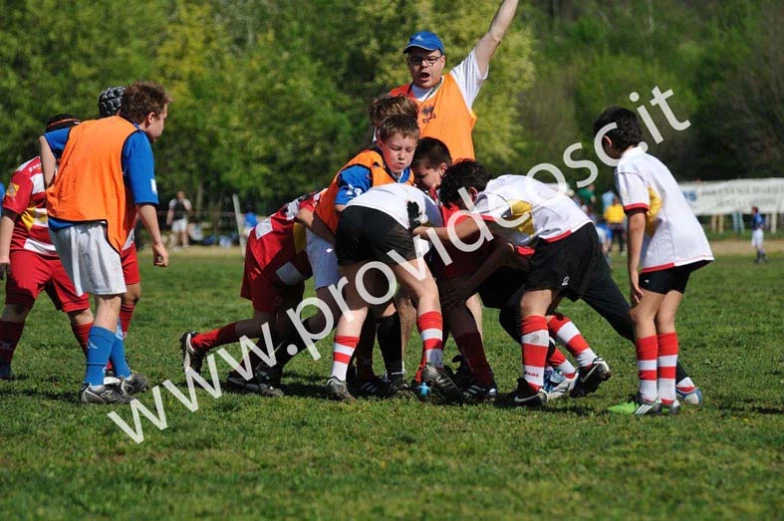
<box><xmin>1</xmin><ymin>0</ymin><xmax>780</xmax><ymax>213</ymax></box>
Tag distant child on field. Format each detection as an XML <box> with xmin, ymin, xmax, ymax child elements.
<box><xmin>594</xmin><ymin>107</ymin><xmax>714</xmax><ymax>415</ymax></box>
<box><xmin>751</xmin><ymin>206</ymin><xmax>769</xmax><ymax>263</ymax></box>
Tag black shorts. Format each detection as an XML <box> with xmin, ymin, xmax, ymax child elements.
<box><xmin>639</xmin><ymin>260</ymin><xmax>710</xmax><ymax>295</ymax></box>
<box><xmin>525</xmin><ymin>224</ymin><xmax>603</xmax><ymax>299</ymax></box>
<box><xmin>478</xmin><ymin>267</ymin><xmax>529</xmax><ymax>309</ymax></box>
<box><xmin>335</xmin><ymin>206</ymin><xmax>416</xmax><ymax>265</ymax></box>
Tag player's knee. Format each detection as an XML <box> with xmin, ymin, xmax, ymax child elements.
<box><xmin>654</xmin><ymin>311</ymin><xmax>676</xmax><ymax>332</ymax></box>
<box><xmin>123</xmin><ymin>285</ymin><xmax>141</xmax><ymax>306</ymax></box>
<box><xmin>2</xmin><ymin>303</ymin><xmax>30</xmax><ymax>322</ymax></box>
<box><xmin>68</xmin><ymin>307</ymin><xmax>94</xmax><ymax>325</ymax></box>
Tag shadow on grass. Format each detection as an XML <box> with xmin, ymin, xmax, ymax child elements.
<box><xmin>0</xmin><ymin>387</ymin><xmax>74</xmax><ymax>402</ymax></box>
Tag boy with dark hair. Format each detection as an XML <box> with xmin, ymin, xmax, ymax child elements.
<box><xmin>595</xmin><ymin>107</ymin><xmax>713</xmax><ymax>415</ymax></box>
<box><xmin>40</xmin><ymin>80</ymin><xmax>171</xmax><ymax>404</ymax></box>
<box><xmin>423</xmin><ymin>161</ymin><xmax>617</xmax><ymax>406</ymax></box>
<box><xmin>97</xmin><ymin>86</ymin><xmax>143</xmax><ymax>339</ymax></box>
<box><xmin>0</xmin><ymin>115</ymin><xmax>94</xmax><ymax>380</ymax></box>
<box><xmin>328</xmin><ymin>181</ymin><xmax>461</xmax><ymax>401</ymax></box>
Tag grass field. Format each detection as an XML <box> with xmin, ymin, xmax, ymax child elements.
<box><xmin>1</xmin><ymin>244</ymin><xmax>783</xmax><ymax>520</ymax></box>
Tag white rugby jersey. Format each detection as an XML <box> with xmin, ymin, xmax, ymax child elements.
<box><xmin>346</xmin><ymin>183</ymin><xmax>443</xmax><ymax>230</ymax></box>
<box><xmin>614</xmin><ymin>147</ymin><xmax>713</xmax><ymax>272</ymax></box>
<box><xmin>471</xmin><ymin>175</ymin><xmax>591</xmax><ymax>247</ymax></box>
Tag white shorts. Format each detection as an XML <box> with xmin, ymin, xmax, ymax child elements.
<box><xmin>49</xmin><ymin>223</ymin><xmax>127</xmax><ymax>296</ymax></box>
<box><xmin>306</xmin><ymin>230</ymin><xmax>340</xmax><ymax>290</ymax></box>
<box><xmin>752</xmin><ymin>229</ymin><xmax>764</xmax><ymax>248</ymax></box>
<box><xmin>172</xmin><ymin>218</ymin><xmax>188</xmax><ymax>234</ymax></box>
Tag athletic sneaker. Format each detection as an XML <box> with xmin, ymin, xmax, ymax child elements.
<box><xmin>355</xmin><ymin>375</ymin><xmax>387</xmax><ymax>398</ymax></box>
<box><xmin>226</xmin><ymin>370</ymin><xmax>284</xmax><ymax>397</ymax></box>
<box><xmin>180</xmin><ymin>331</ymin><xmax>205</xmax><ymax>374</ymax></box>
<box><xmin>676</xmin><ymin>387</ymin><xmax>703</xmax><ymax>406</ymax></box>
<box><xmin>450</xmin><ymin>355</ymin><xmax>474</xmax><ymax>390</ymax></box>
<box><xmin>545</xmin><ymin>373</ymin><xmax>578</xmax><ymax>401</ymax></box>
<box><xmin>421</xmin><ymin>363</ymin><xmax>463</xmax><ymax>402</ymax></box>
<box><xmin>463</xmin><ymin>381</ymin><xmax>498</xmax><ymax>404</ymax></box>
<box><xmin>661</xmin><ymin>399</ymin><xmax>681</xmax><ymax>415</ymax></box>
<box><xmin>120</xmin><ymin>373</ymin><xmax>149</xmax><ymax>396</ymax></box>
<box><xmin>608</xmin><ymin>393</ymin><xmax>661</xmax><ymax>416</ymax></box>
<box><xmin>512</xmin><ymin>378</ymin><xmax>548</xmax><ymax>407</ymax></box>
<box><xmin>79</xmin><ymin>383</ymin><xmax>133</xmax><ymax>404</ymax></box>
<box><xmin>0</xmin><ymin>363</ymin><xmax>13</xmax><ymax>380</ymax></box>
<box><xmin>325</xmin><ymin>376</ymin><xmax>355</xmax><ymax>402</ymax></box>
<box><xmin>385</xmin><ymin>377</ymin><xmax>414</xmax><ymax>399</ymax></box>
<box><xmin>571</xmin><ymin>357</ymin><xmax>612</xmax><ymax>397</ymax></box>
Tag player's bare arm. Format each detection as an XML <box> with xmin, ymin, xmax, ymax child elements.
<box><xmin>0</xmin><ymin>210</ymin><xmax>18</xmax><ymax>279</ymax></box>
<box><xmin>137</xmin><ymin>203</ymin><xmax>169</xmax><ymax>267</ymax></box>
<box><xmin>414</xmin><ymin>216</ymin><xmax>481</xmax><ymax>243</ymax></box>
<box><xmin>626</xmin><ymin>209</ymin><xmax>646</xmax><ymax>304</ymax></box>
<box><xmin>307</xmin><ymin>212</ymin><xmax>337</xmax><ymax>245</ymax></box>
<box><xmin>39</xmin><ymin>137</ymin><xmax>57</xmax><ymax>188</ymax></box>
<box><xmin>474</xmin><ymin>0</ymin><xmax>520</xmax><ymax>75</ymax></box>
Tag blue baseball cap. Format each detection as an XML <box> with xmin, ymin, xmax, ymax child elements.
<box><xmin>403</xmin><ymin>31</ymin><xmax>445</xmax><ymax>54</ymax></box>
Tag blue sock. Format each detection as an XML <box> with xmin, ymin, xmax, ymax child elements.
<box><xmin>109</xmin><ymin>321</ymin><xmax>131</xmax><ymax>378</ymax></box>
<box><xmin>85</xmin><ymin>327</ymin><xmax>115</xmax><ymax>386</ymax></box>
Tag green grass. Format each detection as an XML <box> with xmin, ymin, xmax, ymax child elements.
<box><xmin>1</xmin><ymin>251</ymin><xmax>783</xmax><ymax>520</ymax></box>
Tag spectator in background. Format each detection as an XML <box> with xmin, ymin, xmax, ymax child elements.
<box><xmin>604</xmin><ymin>196</ymin><xmax>626</xmax><ymax>256</ymax></box>
<box><xmin>167</xmin><ymin>191</ymin><xmax>192</xmax><ymax>249</ymax></box>
<box><xmin>601</xmin><ymin>187</ymin><xmax>615</xmax><ymax>214</ymax></box>
<box><xmin>0</xmin><ymin>181</ymin><xmax>5</xmax><ymax>201</ymax></box>
<box><xmin>577</xmin><ymin>183</ymin><xmax>596</xmax><ymax>211</ymax></box>
<box><xmin>751</xmin><ymin>206</ymin><xmax>769</xmax><ymax>264</ymax></box>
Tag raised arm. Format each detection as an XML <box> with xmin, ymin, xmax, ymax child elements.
<box><xmin>474</xmin><ymin>0</ymin><xmax>520</xmax><ymax>76</ymax></box>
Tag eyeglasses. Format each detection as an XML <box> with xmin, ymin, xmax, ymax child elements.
<box><xmin>407</xmin><ymin>55</ymin><xmax>443</xmax><ymax>67</ymax></box>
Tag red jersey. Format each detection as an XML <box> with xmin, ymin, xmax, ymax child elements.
<box><xmin>3</xmin><ymin>157</ymin><xmax>58</xmax><ymax>256</ymax></box>
<box><xmin>249</xmin><ymin>191</ymin><xmax>321</xmax><ymax>285</ymax></box>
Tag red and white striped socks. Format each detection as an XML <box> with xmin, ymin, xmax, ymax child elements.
<box><xmin>657</xmin><ymin>332</ymin><xmax>679</xmax><ymax>405</ymax></box>
<box><xmin>548</xmin><ymin>313</ymin><xmax>597</xmax><ymax>368</ymax></box>
<box><xmin>547</xmin><ymin>346</ymin><xmax>577</xmax><ymax>379</ymax></box>
<box><xmin>521</xmin><ymin>316</ymin><xmax>549</xmax><ymax>390</ymax></box>
<box><xmin>331</xmin><ymin>335</ymin><xmax>359</xmax><ymax>381</ymax></box>
<box><xmin>635</xmin><ymin>335</ymin><xmax>658</xmax><ymax>402</ymax></box>
<box><xmin>417</xmin><ymin>311</ymin><xmax>444</xmax><ymax>368</ymax></box>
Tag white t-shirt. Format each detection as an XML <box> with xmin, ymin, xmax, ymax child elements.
<box><xmin>346</xmin><ymin>183</ymin><xmax>443</xmax><ymax>230</ymax></box>
<box><xmin>614</xmin><ymin>147</ymin><xmax>713</xmax><ymax>272</ymax></box>
<box><xmin>471</xmin><ymin>175</ymin><xmax>592</xmax><ymax>247</ymax></box>
<box><xmin>408</xmin><ymin>49</ymin><xmax>488</xmax><ymax>109</ymax></box>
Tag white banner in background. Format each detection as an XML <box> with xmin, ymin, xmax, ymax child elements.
<box><xmin>678</xmin><ymin>179</ymin><xmax>784</xmax><ymax>216</ymax></box>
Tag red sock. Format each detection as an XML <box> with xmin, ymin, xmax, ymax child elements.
<box><xmin>521</xmin><ymin>316</ymin><xmax>548</xmax><ymax>391</ymax></box>
<box><xmin>119</xmin><ymin>303</ymin><xmax>135</xmax><ymax>336</ymax></box>
<box><xmin>635</xmin><ymin>335</ymin><xmax>659</xmax><ymax>402</ymax></box>
<box><xmin>71</xmin><ymin>322</ymin><xmax>93</xmax><ymax>355</ymax></box>
<box><xmin>546</xmin><ymin>346</ymin><xmax>576</xmax><ymax>379</ymax></box>
<box><xmin>548</xmin><ymin>313</ymin><xmax>596</xmax><ymax>368</ymax></box>
<box><xmin>191</xmin><ymin>323</ymin><xmax>240</xmax><ymax>352</ymax></box>
<box><xmin>417</xmin><ymin>311</ymin><xmax>444</xmax><ymax>367</ymax></box>
<box><xmin>455</xmin><ymin>332</ymin><xmax>493</xmax><ymax>386</ymax></box>
<box><xmin>657</xmin><ymin>332</ymin><xmax>679</xmax><ymax>404</ymax></box>
<box><xmin>0</xmin><ymin>321</ymin><xmax>25</xmax><ymax>364</ymax></box>
<box><xmin>331</xmin><ymin>335</ymin><xmax>359</xmax><ymax>381</ymax></box>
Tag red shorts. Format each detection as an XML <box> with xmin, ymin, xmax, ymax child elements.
<box><xmin>121</xmin><ymin>243</ymin><xmax>141</xmax><ymax>285</ymax></box>
<box><xmin>240</xmin><ymin>249</ymin><xmax>304</xmax><ymax>314</ymax></box>
<box><xmin>5</xmin><ymin>249</ymin><xmax>90</xmax><ymax>313</ymax></box>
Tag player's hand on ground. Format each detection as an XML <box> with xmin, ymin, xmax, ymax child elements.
<box><xmin>629</xmin><ymin>270</ymin><xmax>643</xmax><ymax>305</ymax></box>
<box><xmin>153</xmin><ymin>243</ymin><xmax>169</xmax><ymax>267</ymax></box>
